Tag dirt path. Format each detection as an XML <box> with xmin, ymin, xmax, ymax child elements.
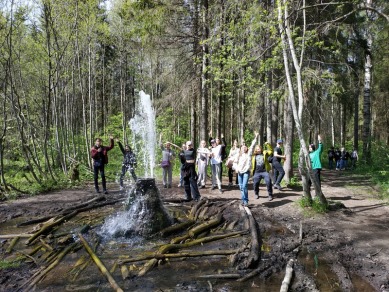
<box><xmin>0</xmin><ymin>169</ymin><xmax>388</xmax><ymax>291</ymax></box>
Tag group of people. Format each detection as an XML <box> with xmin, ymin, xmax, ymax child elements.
<box><xmin>159</xmin><ymin>132</ymin><xmax>290</xmax><ymax>205</ymax></box>
<box><xmin>90</xmin><ymin>132</ymin><xmax>330</xmax><ymax>206</ymax></box>
<box><xmin>327</xmin><ymin>146</ymin><xmax>359</xmax><ymax>170</ymax></box>
<box><xmin>90</xmin><ymin>136</ymin><xmax>137</xmax><ymax>194</ymax></box>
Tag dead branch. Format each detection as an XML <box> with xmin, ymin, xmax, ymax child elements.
<box><xmin>188</xmin><ymin>213</ymin><xmax>223</xmax><ymax>238</ymax></box>
<box><xmin>280</xmin><ymin>259</ymin><xmax>294</xmax><ymax>292</ymax></box>
<box><xmin>78</xmin><ymin>233</ymin><xmax>123</xmax><ymax>292</ymax></box>
<box><xmin>199</xmin><ymin>274</ymin><xmax>241</xmax><ymax>279</ymax></box>
<box><xmin>138</xmin><ymin>258</ymin><xmax>158</xmax><ymax>276</ymax></box>
<box><xmin>158</xmin><ymin>230</ymin><xmax>247</xmax><ymax>254</ymax></box>
<box><xmin>119</xmin><ymin>249</ymin><xmax>238</xmax><ymax>265</ymax></box>
<box><xmin>26</xmin><ymin>242</ymin><xmax>79</xmax><ymax>289</ymax></box>
<box><xmin>159</xmin><ymin>220</ymin><xmax>195</xmax><ymax>237</ymax></box>
<box><xmin>5</xmin><ymin>236</ymin><xmax>20</xmax><ymax>253</ymax></box>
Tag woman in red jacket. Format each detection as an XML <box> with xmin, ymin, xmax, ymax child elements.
<box><xmin>91</xmin><ymin>135</ymin><xmax>114</xmax><ymax>194</ymax></box>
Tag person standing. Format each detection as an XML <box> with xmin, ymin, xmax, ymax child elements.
<box><xmin>196</xmin><ymin>140</ymin><xmax>210</xmax><ymax>188</ymax></box>
<box><xmin>339</xmin><ymin>147</ymin><xmax>348</xmax><ymax>170</ymax></box>
<box><xmin>252</xmin><ymin>141</ymin><xmax>274</xmax><ymax>201</ymax></box>
<box><xmin>233</xmin><ymin>132</ymin><xmax>258</xmax><ymax>206</ymax></box>
<box><xmin>180</xmin><ymin>141</ymin><xmax>201</xmax><ymax>201</ymax></box>
<box><xmin>209</xmin><ymin>138</ymin><xmax>223</xmax><ymax>193</ymax></box>
<box><xmin>91</xmin><ymin>135</ymin><xmax>114</xmax><ymax>194</ymax></box>
<box><xmin>334</xmin><ymin>147</ymin><xmax>341</xmax><ymax>170</ymax></box>
<box><xmin>116</xmin><ymin>140</ymin><xmax>137</xmax><ymax>190</ymax></box>
<box><xmin>226</xmin><ymin>139</ymin><xmax>240</xmax><ymax>187</ymax></box>
<box><xmin>178</xmin><ymin>143</ymin><xmax>187</xmax><ymax>187</ymax></box>
<box><xmin>160</xmin><ymin>141</ymin><xmax>175</xmax><ymax>188</ymax></box>
<box><xmin>272</xmin><ymin>139</ymin><xmax>286</xmax><ymax>190</ymax></box>
<box><xmin>350</xmin><ymin>148</ymin><xmax>359</xmax><ymax>169</ymax></box>
<box><xmin>328</xmin><ymin>146</ymin><xmax>335</xmax><ymax>170</ymax></box>
<box><xmin>209</xmin><ymin>132</ymin><xmax>227</xmax><ymax>184</ymax></box>
<box><xmin>308</xmin><ymin>135</ymin><xmax>323</xmax><ymax>187</ymax></box>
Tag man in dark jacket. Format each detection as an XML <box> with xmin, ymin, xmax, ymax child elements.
<box><xmin>180</xmin><ymin>141</ymin><xmax>201</xmax><ymax>202</ymax></box>
<box><xmin>91</xmin><ymin>135</ymin><xmax>114</xmax><ymax>194</ymax></box>
<box><xmin>116</xmin><ymin>139</ymin><xmax>137</xmax><ymax>190</ymax></box>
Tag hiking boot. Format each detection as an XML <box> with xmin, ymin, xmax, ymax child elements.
<box><xmin>255</xmin><ymin>194</ymin><xmax>259</xmax><ymax>199</ymax></box>
<box><xmin>164</xmin><ymin>185</ymin><xmax>167</xmax><ymax>188</ymax></box>
<box><xmin>268</xmin><ymin>196</ymin><xmax>273</xmax><ymax>201</ymax></box>
<box><xmin>104</xmin><ymin>190</ymin><xmax>108</xmax><ymax>194</ymax></box>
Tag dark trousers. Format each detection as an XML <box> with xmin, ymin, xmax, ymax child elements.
<box><xmin>253</xmin><ymin>172</ymin><xmax>273</xmax><ymax>196</ymax></box>
<box><xmin>308</xmin><ymin>168</ymin><xmax>321</xmax><ymax>188</ymax></box>
<box><xmin>228</xmin><ymin>167</ymin><xmax>238</xmax><ymax>184</ymax></box>
<box><xmin>273</xmin><ymin>161</ymin><xmax>285</xmax><ymax>185</ymax></box>
<box><xmin>93</xmin><ymin>164</ymin><xmax>106</xmax><ymax>191</ymax></box>
<box><xmin>120</xmin><ymin>165</ymin><xmax>137</xmax><ymax>187</ymax></box>
<box><xmin>184</xmin><ymin>176</ymin><xmax>200</xmax><ymax>200</ymax></box>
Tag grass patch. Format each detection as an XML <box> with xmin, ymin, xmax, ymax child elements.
<box><xmin>0</xmin><ymin>260</ymin><xmax>21</xmax><ymax>270</ymax></box>
<box><xmin>298</xmin><ymin>196</ymin><xmax>328</xmax><ymax>214</ymax></box>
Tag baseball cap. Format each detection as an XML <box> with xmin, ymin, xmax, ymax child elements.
<box><xmin>277</xmin><ymin>139</ymin><xmax>283</xmax><ymax>143</ymax></box>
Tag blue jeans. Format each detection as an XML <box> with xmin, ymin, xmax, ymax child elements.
<box><xmin>238</xmin><ymin>171</ymin><xmax>250</xmax><ymax>204</ymax></box>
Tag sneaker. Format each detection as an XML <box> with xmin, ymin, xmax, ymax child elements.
<box><xmin>219</xmin><ymin>189</ymin><xmax>223</xmax><ymax>194</ymax></box>
<box><xmin>120</xmin><ymin>186</ymin><xmax>124</xmax><ymax>191</ymax></box>
<box><xmin>95</xmin><ymin>189</ymin><xmax>101</xmax><ymax>193</ymax></box>
<box><xmin>255</xmin><ymin>194</ymin><xmax>259</xmax><ymax>199</ymax></box>
<box><xmin>242</xmin><ymin>201</ymin><xmax>248</xmax><ymax>207</ymax></box>
<box><xmin>268</xmin><ymin>196</ymin><xmax>273</xmax><ymax>201</ymax></box>
<box><xmin>104</xmin><ymin>190</ymin><xmax>108</xmax><ymax>194</ymax></box>
<box><xmin>274</xmin><ymin>184</ymin><xmax>282</xmax><ymax>190</ymax></box>
<box><xmin>164</xmin><ymin>185</ymin><xmax>167</xmax><ymax>189</ymax></box>
<box><xmin>228</xmin><ymin>183</ymin><xmax>233</xmax><ymax>187</ymax></box>
<box><xmin>211</xmin><ymin>186</ymin><xmax>216</xmax><ymax>190</ymax></box>
<box><xmin>200</xmin><ymin>185</ymin><xmax>205</xmax><ymax>189</ymax></box>
<box><xmin>168</xmin><ymin>184</ymin><xmax>172</xmax><ymax>188</ymax></box>
<box><xmin>178</xmin><ymin>184</ymin><xmax>182</xmax><ymax>187</ymax></box>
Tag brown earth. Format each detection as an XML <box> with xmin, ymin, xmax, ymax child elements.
<box><xmin>0</xmin><ymin>169</ymin><xmax>389</xmax><ymax>291</ymax></box>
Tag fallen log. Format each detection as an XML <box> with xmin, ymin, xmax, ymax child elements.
<box><xmin>118</xmin><ymin>249</ymin><xmax>238</xmax><ymax>264</ymax></box>
<box><xmin>189</xmin><ymin>199</ymin><xmax>207</xmax><ymax>220</ymax></box>
<box><xmin>6</xmin><ymin>236</ymin><xmax>20</xmax><ymax>253</ymax></box>
<box><xmin>78</xmin><ymin>233</ymin><xmax>123</xmax><ymax>292</ymax></box>
<box><xmin>25</xmin><ymin>211</ymin><xmax>78</xmax><ymax>245</ymax></box>
<box><xmin>0</xmin><ymin>233</ymin><xmax>32</xmax><ymax>239</ymax></box>
<box><xmin>26</xmin><ymin>242</ymin><xmax>79</xmax><ymax>289</ymax></box>
<box><xmin>280</xmin><ymin>259</ymin><xmax>294</xmax><ymax>292</ymax></box>
<box><xmin>138</xmin><ymin>258</ymin><xmax>158</xmax><ymax>276</ymax></box>
<box><xmin>199</xmin><ymin>274</ymin><xmax>241</xmax><ymax>279</ymax></box>
<box><xmin>158</xmin><ymin>230</ymin><xmax>247</xmax><ymax>254</ymax></box>
<box><xmin>159</xmin><ymin>220</ymin><xmax>195</xmax><ymax>237</ymax></box>
<box><xmin>188</xmin><ymin>213</ymin><xmax>223</xmax><ymax>238</ymax></box>
<box><xmin>243</xmin><ymin>206</ymin><xmax>260</xmax><ymax>269</ymax></box>
<box><xmin>18</xmin><ymin>196</ymin><xmax>106</xmax><ymax>227</ymax></box>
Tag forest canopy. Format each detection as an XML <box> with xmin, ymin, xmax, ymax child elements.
<box><xmin>0</xmin><ymin>0</ymin><xmax>388</xmax><ymax>197</ymax></box>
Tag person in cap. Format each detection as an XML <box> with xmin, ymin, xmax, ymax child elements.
<box><xmin>160</xmin><ymin>140</ymin><xmax>175</xmax><ymax>188</ymax></box>
<box><xmin>116</xmin><ymin>139</ymin><xmax>137</xmax><ymax>190</ymax></box>
<box><xmin>272</xmin><ymin>138</ymin><xmax>286</xmax><ymax>190</ymax></box>
<box><xmin>180</xmin><ymin>141</ymin><xmax>201</xmax><ymax>201</ymax></box>
<box><xmin>308</xmin><ymin>134</ymin><xmax>323</xmax><ymax>187</ymax></box>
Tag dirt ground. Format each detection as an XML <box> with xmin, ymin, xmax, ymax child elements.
<box><xmin>1</xmin><ymin>169</ymin><xmax>389</xmax><ymax>291</ymax></box>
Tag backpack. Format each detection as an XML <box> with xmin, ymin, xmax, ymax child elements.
<box><xmin>267</xmin><ymin>154</ymin><xmax>274</xmax><ymax>163</ymax></box>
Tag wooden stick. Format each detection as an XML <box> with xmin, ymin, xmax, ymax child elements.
<box><xmin>5</xmin><ymin>236</ymin><xmax>20</xmax><ymax>253</ymax></box>
<box><xmin>26</xmin><ymin>242</ymin><xmax>79</xmax><ymax>289</ymax></box>
<box><xmin>78</xmin><ymin>234</ymin><xmax>123</xmax><ymax>292</ymax></box>
<box><xmin>0</xmin><ymin>234</ymin><xmax>32</xmax><ymax>239</ymax></box>
<box><xmin>119</xmin><ymin>249</ymin><xmax>238</xmax><ymax>265</ymax></box>
<box><xmin>280</xmin><ymin>259</ymin><xmax>294</xmax><ymax>292</ymax></box>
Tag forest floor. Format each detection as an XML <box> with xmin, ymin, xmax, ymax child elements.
<box><xmin>0</xmin><ymin>168</ymin><xmax>389</xmax><ymax>291</ymax></box>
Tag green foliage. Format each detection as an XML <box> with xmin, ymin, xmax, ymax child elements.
<box><xmin>298</xmin><ymin>196</ymin><xmax>328</xmax><ymax>214</ymax></box>
<box><xmin>0</xmin><ymin>260</ymin><xmax>22</xmax><ymax>270</ymax></box>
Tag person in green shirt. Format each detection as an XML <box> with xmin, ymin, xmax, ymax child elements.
<box><xmin>308</xmin><ymin>134</ymin><xmax>323</xmax><ymax>187</ymax></box>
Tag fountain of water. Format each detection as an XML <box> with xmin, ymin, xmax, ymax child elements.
<box><xmin>99</xmin><ymin>91</ymin><xmax>172</xmax><ymax>239</ymax></box>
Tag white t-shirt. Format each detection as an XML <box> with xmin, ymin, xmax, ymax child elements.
<box><xmin>210</xmin><ymin>145</ymin><xmax>222</xmax><ymax>164</ymax></box>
